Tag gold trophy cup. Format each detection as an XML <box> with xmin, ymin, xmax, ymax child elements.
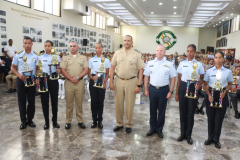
<box><xmin>36</xmin><ymin>60</ymin><xmax>48</xmax><ymax>92</ymax></box>
<box><xmin>93</xmin><ymin>56</ymin><xmax>106</xmax><ymax>88</ymax></box>
<box><xmin>210</xmin><ymin>70</ymin><xmax>223</xmax><ymax>109</ymax></box>
<box><xmin>48</xmin><ymin>47</ymin><xmax>59</xmax><ymax>80</ymax></box>
<box><xmin>22</xmin><ymin>55</ymin><xmax>35</xmax><ymax>87</ymax></box>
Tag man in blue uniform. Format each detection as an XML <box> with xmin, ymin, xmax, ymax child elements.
<box><xmin>144</xmin><ymin>44</ymin><xmax>176</xmax><ymax>138</ymax></box>
<box><xmin>11</xmin><ymin>36</ymin><xmax>39</xmax><ymax>130</ymax></box>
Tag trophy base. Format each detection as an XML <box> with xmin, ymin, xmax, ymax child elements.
<box><xmin>184</xmin><ymin>95</ymin><xmax>198</xmax><ymax>99</ymax></box>
<box><xmin>25</xmin><ymin>83</ymin><xmax>35</xmax><ymax>87</ymax></box>
<box><xmin>38</xmin><ymin>90</ymin><xmax>48</xmax><ymax>93</ymax></box>
<box><xmin>50</xmin><ymin>77</ymin><xmax>59</xmax><ymax>80</ymax></box>
<box><xmin>93</xmin><ymin>85</ymin><xmax>104</xmax><ymax>89</ymax></box>
<box><xmin>209</xmin><ymin>105</ymin><xmax>223</xmax><ymax>109</ymax></box>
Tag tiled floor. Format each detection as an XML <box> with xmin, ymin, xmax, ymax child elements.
<box><xmin>0</xmin><ymin>81</ymin><xmax>240</xmax><ymax>160</ymax></box>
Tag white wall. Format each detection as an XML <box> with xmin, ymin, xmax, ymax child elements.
<box><xmin>216</xmin><ymin>30</ymin><xmax>240</xmax><ymax>59</ymax></box>
<box><xmin>121</xmin><ymin>26</ymin><xmax>200</xmax><ymax>55</ymax></box>
<box><xmin>0</xmin><ymin>0</ymin><xmax>121</xmax><ymax>55</ymax></box>
<box><xmin>198</xmin><ymin>28</ymin><xmax>217</xmax><ymax>52</ymax></box>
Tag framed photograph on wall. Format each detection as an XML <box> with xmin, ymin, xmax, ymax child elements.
<box><xmin>52</xmin><ymin>31</ymin><xmax>58</xmax><ymax>38</ymax></box>
<box><xmin>52</xmin><ymin>40</ymin><xmax>59</xmax><ymax>47</ymax></box>
<box><xmin>0</xmin><ymin>18</ymin><xmax>6</xmax><ymax>24</ymax></box>
<box><xmin>23</xmin><ymin>26</ymin><xmax>29</xmax><ymax>34</ymax></box>
<box><xmin>223</xmin><ymin>21</ymin><xmax>229</xmax><ymax>36</ymax></box>
<box><xmin>70</xmin><ymin>26</ymin><xmax>73</xmax><ymax>36</ymax></box>
<box><xmin>30</xmin><ymin>28</ymin><xmax>36</xmax><ymax>35</ymax></box>
<box><xmin>59</xmin><ymin>24</ymin><xmax>65</xmax><ymax>31</ymax></box>
<box><xmin>0</xmin><ymin>10</ymin><xmax>6</xmax><ymax>16</ymax></box>
<box><xmin>66</xmin><ymin>26</ymin><xmax>69</xmax><ymax>36</ymax></box>
<box><xmin>1</xmin><ymin>26</ymin><xmax>6</xmax><ymax>31</ymax></box>
<box><xmin>217</xmin><ymin>26</ymin><xmax>222</xmax><ymax>38</ymax></box>
<box><xmin>52</xmin><ymin>23</ymin><xmax>58</xmax><ymax>30</ymax></box>
<box><xmin>36</xmin><ymin>29</ymin><xmax>42</xmax><ymax>35</ymax></box>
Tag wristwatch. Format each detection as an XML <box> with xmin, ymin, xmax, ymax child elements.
<box><xmin>169</xmin><ymin>91</ymin><xmax>173</xmax><ymax>94</ymax></box>
<box><xmin>137</xmin><ymin>85</ymin><xmax>142</xmax><ymax>88</ymax></box>
<box><xmin>76</xmin><ymin>76</ymin><xmax>80</xmax><ymax>80</ymax></box>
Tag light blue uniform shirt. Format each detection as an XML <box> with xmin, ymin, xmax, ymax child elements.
<box><xmin>12</xmin><ymin>50</ymin><xmax>38</xmax><ymax>75</ymax></box>
<box><xmin>38</xmin><ymin>52</ymin><xmax>61</xmax><ymax>74</ymax></box>
<box><xmin>88</xmin><ymin>55</ymin><xmax>111</xmax><ymax>74</ymax></box>
<box><xmin>144</xmin><ymin>57</ymin><xmax>177</xmax><ymax>87</ymax></box>
<box><xmin>177</xmin><ymin>59</ymin><xmax>204</xmax><ymax>82</ymax></box>
<box><xmin>204</xmin><ymin>66</ymin><xmax>233</xmax><ymax>88</ymax></box>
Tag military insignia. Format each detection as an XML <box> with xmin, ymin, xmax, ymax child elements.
<box><xmin>17</xmin><ymin>50</ymin><xmax>23</xmax><ymax>54</ymax></box>
<box><xmin>163</xmin><ymin>64</ymin><xmax>170</xmax><ymax>68</ymax></box>
<box><xmin>149</xmin><ymin>65</ymin><xmax>154</xmax><ymax>67</ymax></box>
<box><xmin>33</xmin><ymin>51</ymin><xmax>39</xmax><ymax>55</ymax></box>
<box><xmin>183</xmin><ymin>66</ymin><xmax>188</xmax><ymax>67</ymax></box>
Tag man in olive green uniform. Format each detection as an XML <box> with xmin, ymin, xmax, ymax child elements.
<box><xmin>60</xmin><ymin>41</ymin><xmax>88</xmax><ymax>129</ymax></box>
<box><xmin>110</xmin><ymin>35</ymin><xmax>145</xmax><ymax>133</ymax></box>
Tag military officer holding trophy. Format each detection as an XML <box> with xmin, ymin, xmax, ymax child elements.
<box><xmin>37</xmin><ymin>40</ymin><xmax>61</xmax><ymax>130</ymax></box>
<box><xmin>110</xmin><ymin>35</ymin><xmax>145</xmax><ymax>133</ymax></box>
<box><xmin>88</xmin><ymin>43</ymin><xmax>111</xmax><ymax>129</ymax></box>
<box><xmin>175</xmin><ymin>44</ymin><xmax>204</xmax><ymax>144</ymax></box>
<box><xmin>203</xmin><ymin>51</ymin><xmax>233</xmax><ymax>149</ymax></box>
<box><xmin>11</xmin><ymin>36</ymin><xmax>39</xmax><ymax>130</ymax></box>
<box><xmin>60</xmin><ymin>41</ymin><xmax>88</xmax><ymax>129</ymax></box>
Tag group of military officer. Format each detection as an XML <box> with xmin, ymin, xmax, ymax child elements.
<box><xmin>11</xmin><ymin>35</ymin><xmax>232</xmax><ymax>149</ymax></box>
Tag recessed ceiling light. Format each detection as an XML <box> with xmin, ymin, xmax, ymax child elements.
<box><xmin>159</xmin><ymin>3</ymin><xmax>163</xmax><ymax>5</ymax></box>
<box><xmin>173</xmin><ymin>6</ymin><xmax>177</xmax><ymax>9</ymax></box>
<box><xmin>226</xmin><ymin>17</ymin><xmax>228</xmax><ymax>18</ymax></box>
<box><xmin>143</xmin><ymin>0</ymin><xmax>146</xmax><ymax>1</ymax></box>
<box><xmin>219</xmin><ymin>22</ymin><xmax>221</xmax><ymax>23</ymax></box>
<box><xmin>222</xmin><ymin>19</ymin><xmax>224</xmax><ymax>21</ymax></box>
<box><xmin>231</xmin><ymin>14</ymin><xmax>233</xmax><ymax>15</ymax></box>
<box><xmin>96</xmin><ymin>10</ymin><xmax>98</xmax><ymax>11</ymax></box>
<box><xmin>102</xmin><ymin>13</ymin><xmax>104</xmax><ymax>14</ymax></box>
<box><xmin>216</xmin><ymin>24</ymin><xmax>218</xmax><ymax>25</ymax></box>
<box><xmin>174</xmin><ymin>12</ymin><xmax>176</xmax><ymax>14</ymax></box>
<box><xmin>151</xmin><ymin>12</ymin><xmax>154</xmax><ymax>14</ymax></box>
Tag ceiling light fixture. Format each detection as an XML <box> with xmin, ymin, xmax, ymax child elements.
<box><xmin>151</xmin><ymin>12</ymin><xmax>154</xmax><ymax>14</ymax></box>
<box><xmin>173</xmin><ymin>6</ymin><xmax>177</xmax><ymax>9</ymax></box>
<box><xmin>174</xmin><ymin>12</ymin><xmax>176</xmax><ymax>14</ymax></box>
<box><xmin>231</xmin><ymin>14</ymin><xmax>233</xmax><ymax>15</ymax></box>
<box><xmin>159</xmin><ymin>3</ymin><xmax>163</xmax><ymax>5</ymax></box>
<box><xmin>226</xmin><ymin>17</ymin><xmax>228</xmax><ymax>18</ymax></box>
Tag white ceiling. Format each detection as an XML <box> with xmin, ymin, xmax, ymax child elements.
<box><xmin>82</xmin><ymin>0</ymin><xmax>240</xmax><ymax>27</ymax></box>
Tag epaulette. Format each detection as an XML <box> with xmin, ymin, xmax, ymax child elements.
<box><xmin>38</xmin><ymin>52</ymin><xmax>44</xmax><ymax>56</ymax></box>
<box><xmin>223</xmin><ymin>66</ymin><xmax>230</xmax><ymax>69</ymax></box>
<box><xmin>166</xmin><ymin>58</ymin><xmax>170</xmax><ymax>61</ymax></box>
<box><xmin>207</xmin><ymin>66</ymin><xmax>214</xmax><ymax>70</ymax></box>
<box><xmin>196</xmin><ymin>59</ymin><xmax>200</xmax><ymax>62</ymax></box>
<box><xmin>17</xmin><ymin>50</ymin><xmax>23</xmax><ymax>54</ymax></box>
<box><xmin>33</xmin><ymin>51</ymin><xmax>39</xmax><ymax>55</ymax></box>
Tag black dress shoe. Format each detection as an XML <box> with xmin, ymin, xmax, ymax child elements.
<box><xmin>20</xmin><ymin>123</ymin><xmax>27</xmax><ymax>130</ymax></box>
<box><xmin>98</xmin><ymin>123</ymin><xmax>103</xmax><ymax>129</ymax></box>
<box><xmin>35</xmin><ymin>92</ymin><xmax>39</xmax><ymax>96</ymax></box>
<box><xmin>234</xmin><ymin>112</ymin><xmax>240</xmax><ymax>119</ymax></box>
<box><xmin>44</xmin><ymin>124</ymin><xmax>49</xmax><ymax>130</ymax></box>
<box><xmin>53</xmin><ymin>123</ymin><xmax>60</xmax><ymax>128</ymax></box>
<box><xmin>78</xmin><ymin>123</ymin><xmax>86</xmax><ymax>129</ymax></box>
<box><xmin>177</xmin><ymin>135</ymin><xmax>186</xmax><ymax>142</ymax></box>
<box><xmin>195</xmin><ymin>108</ymin><xmax>199</xmax><ymax>114</ymax></box>
<box><xmin>91</xmin><ymin>122</ymin><xmax>97</xmax><ymax>128</ymax></box>
<box><xmin>158</xmin><ymin>131</ymin><xmax>164</xmax><ymax>138</ymax></box>
<box><xmin>199</xmin><ymin>108</ymin><xmax>205</xmax><ymax>115</ymax></box>
<box><xmin>12</xmin><ymin>89</ymin><xmax>16</xmax><ymax>92</ymax></box>
<box><xmin>204</xmin><ymin>139</ymin><xmax>214</xmax><ymax>145</ymax></box>
<box><xmin>126</xmin><ymin>128</ymin><xmax>132</xmax><ymax>133</ymax></box>
<box><xmin>146</xmin><ymin>130</ymin><xmax>156</xmax><ymax>136</ymax></box>
<box><xmin>28</xmin><ymin>121</ymin><xmax>36</xmax><ymax>127</ymax></box>
<box><xmin>5</xmin><ymin>89</ymin><xmax>13</xmax><ymax>93</ymax></box>
<box><xmin>187</xmin><ymin>137</ymin><xmax>193</xmax><ymax>145</ymax></box>
<box><xmin>65</xmin><ymin>123</ymin><xmax>71</xmax><ymax>129</ymax></box>
<box><xmin>113</xmin><ymin>126</ymin><xmax>123</xmax><ymax>132</ymax></box>
<box><xmin>215</xmin><ymin>141</ymin><xmax>221</xmax><ymax>149</ymax></box>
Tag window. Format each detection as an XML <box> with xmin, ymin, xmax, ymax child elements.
<box><xmin>103</xmin><ymin>17</ymin><xmax>106</xmax><ymax>30</ymax></box>
<box><xmin>230</xmin><ymin>15</ymin><xmax>240</xmax><ymax>33</ymax></box>
<box><xmin>114</xmin><ymin>27</ymin><xmax>121</xmax><ymax>34</ymax></box>
<box><xmin>5</xmin><ymin>0</ymin><xmax>30</xmax><ymax>7</ymax></box>
<box><xmin>34</xmin><ymin>0</ymin><xmax>61</xmax><ymax>16</ymax></box>
<box><xmin>99</xmin><ymin>15</ymin><xmax>103</xmax><ymax>29</ymax></box>
<box><xmin>91</xmin><ymin>12</ymin><xmax>95</xmax><ymax>27</ymax></box>
<box><xmin>83</xmin><ymin>16</ymin><xmax>87</xmax><ymax>24</ymax></box>
<box><xmin>87</xmin><ymin>15</ymin><xmax>91</xmax><ymax>25</ymax></box>
<box><xmin>96</xmin><ymin>14</ymin><xmax>100</xmax><ymax>28</ymax></box>
<box><xmin>83</xmin><ymin>12</ymin><xmax>105</xmax><ymax>30</ymax></box>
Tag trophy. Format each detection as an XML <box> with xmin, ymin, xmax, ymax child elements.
<box><xmin>93</xmin><ymin>56</ymin><xmax>106</xmax><ymax>88</ymax></box>
<box><xmin>210</xmin><ymin>70</ymin><xmax>223</xmax><ymax>108</ymax></box>
<box><xmin>48</xmin><ymin>47</ymin><xmax>59</xmax><ymax>80</ymax></box>
<box><xmin>184</xmin><ymin>61</ymin><xmax>200</xmax><ymax>99</ymax></box>
<box><xmin>35</xmin><ymin>60</ymin><xmax>48</xmax><ymax>92</ymax></box>
<box><xmin>22</xmin><ymin>55</ymin><xmax>35</xmax><ymax>87</ymax></box>
<box><xmin>229</xmin><ymin>71</ymin><xmax>238</xmax><ymax>93</ymax></box>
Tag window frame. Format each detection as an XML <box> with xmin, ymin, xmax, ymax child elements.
<box><xmin>33</xmin><ymin>0</ymin><xmax>61</xmax><ymax>17</ymax></box>
<box><xmin>5</xmin><ymin>0</ymin><xmax>31</xmax><ymax>8</ymax></box>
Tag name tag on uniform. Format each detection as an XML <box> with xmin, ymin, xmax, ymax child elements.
<box><xmin>211</xmin><ymin>75</ymin><xmax>216</xmax><ymax>77</ymax></box>
<box><xmin>19</xmin><ymin>57</ymin><xmax>23</xmax><ymax>59</ymax></box>
<box><xmin>183</xmin><ymin>66</ymin><xmax>188</xmax><ymax>67</ymax></box>
<box><xmin>93</xmin><ymin>61</ymin><xmax>98</xmax><ymax>62</ymax></box>
<box><xmin>150</xmin><ymin>65</ymin><xmax>154</xmax><ymax>67</ymax></box>
<box><xmin>43</xmin><ymin>60</ymin><xmax>48</xmax><ymax>62</ymax></box>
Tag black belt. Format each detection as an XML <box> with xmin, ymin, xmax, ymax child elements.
<box><xmin>150</xmin><ymin>84</ymin><xmax>168</xmax><ymax>89</ymax></box>
<box><xmin>209</xmin><ymin>87</ymin><xmax>226</xmax><ymax>90</ymax></box>
<box><xmin>117</xmin><ymin>75</ymin><xmax>136</xmax><ymax>81</ymax></box>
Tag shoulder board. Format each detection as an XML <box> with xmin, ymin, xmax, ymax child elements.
<box><xmin>166</xmin><ymin>58</ymin><xmax>170</xmax><ymax>61</ymax></box>
<box><xmin>38</xmin><ymin>52</ymin><xmax>44</xmax><ymax>56</ymax></box>
<box><xmin>33</xmin><ymin>51</ymin><xmax>39</xmax><ymax>55</ymax></box>
<box><xmin>196</xmin><ymin>59</ymin><xmax>200</xmax><ymax>62</ymax></box>
<box><xmin>207</xmin><ymin>66</ymin><xmax>214</xmax><ymax>70</ymax></box>
<box><xmin>17</xmin><ymin>50</ymin><xmax>23</xmax><ymax>54</ymax></box>
<box><xmin>223</xmin><ymin>66</ymin><xmax>230</xmax><ymax>69</ymax></box>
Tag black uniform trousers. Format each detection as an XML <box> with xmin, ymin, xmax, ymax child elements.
<box><xmin>229</xmin><ymin>90</ymin><xmax>240</xmax><ymax>112</ymax></box>
<box><xmin>206</xmin><ymin>88</ymin><xmax>228</xmax><ymax>142</ymax></box>
<box><xmin>179</xmin><ymin>81</ymin><xmax>198</xmax><ymax>137</ymax></box>
<box><xmin>40</xmin><ymin>76</ymin><xmax>59</xmax><ymax>124</ymax></box>
<box><xmin>149</xmin><ymin>85</ymin><xmax>169</xmax><ymax>132</ymax></box>
<box><xmin>17</xmin><ymin>77</ymin><xmax>36</xmax><ymax>124</ymax></box>
<box><xmin>89</xmin><ymin>74</ymin><xmax>106</xmax><ymax>123</ymax></box>
<box><xmin>198</xmin><ymin>88</ymin><xmax>207</xmax><ymax>108</ymax></box>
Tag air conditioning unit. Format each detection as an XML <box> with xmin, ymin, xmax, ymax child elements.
<box><xmin>63</xmin><ymin>0</ymin><xmax>91</xmax><ymax>16</ymax></box>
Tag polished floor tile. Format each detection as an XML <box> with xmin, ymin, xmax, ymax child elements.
<box><xmin>0</xmin><ymin>82</ymin><xmax>240</xmax><ymax>160</ymax></box>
